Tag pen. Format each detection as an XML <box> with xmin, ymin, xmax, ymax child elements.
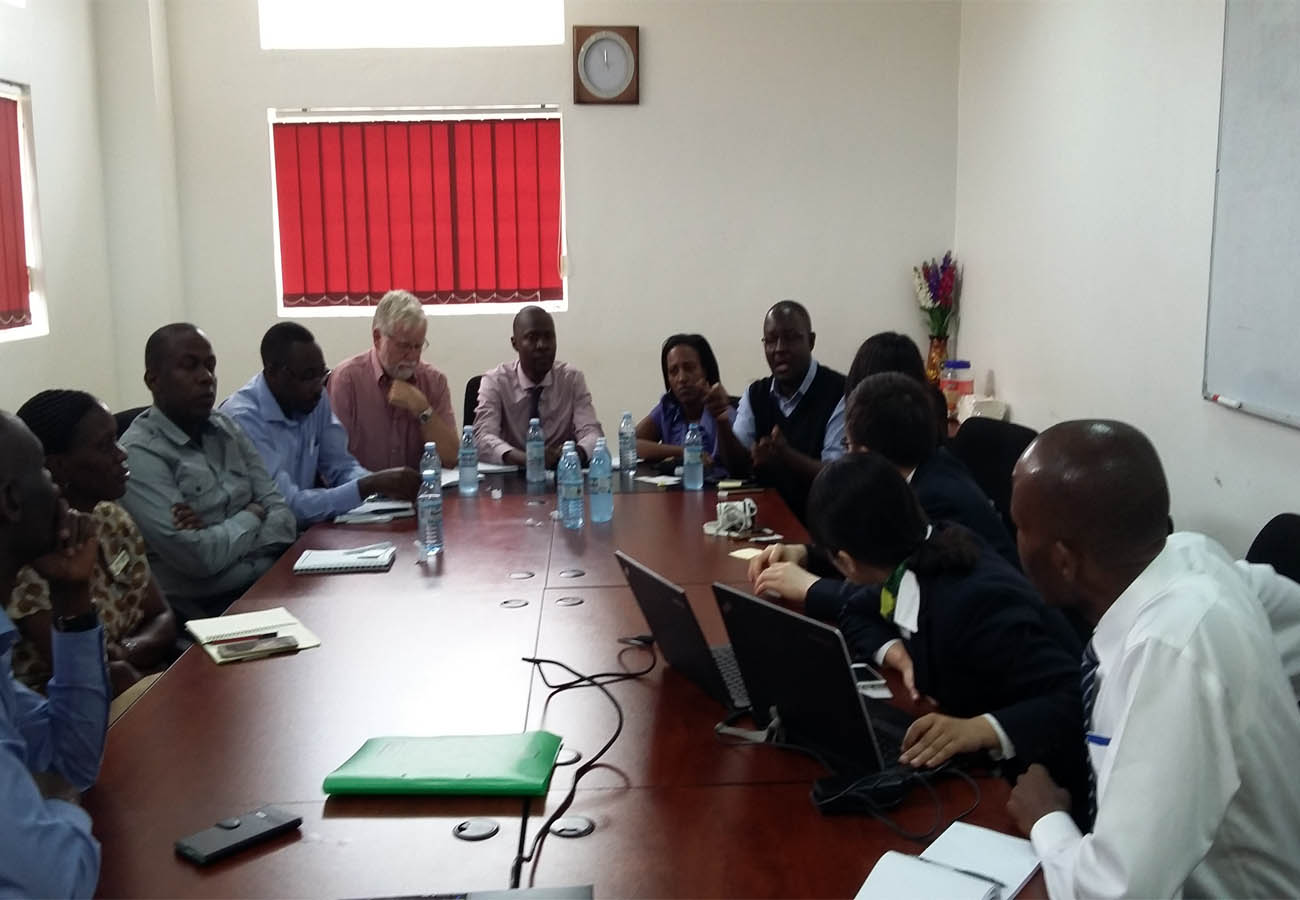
<box><xmin>211</xmin><ymin>631</ymin><xmax>278</xmax><ymax>646</ymax></box>
<box><xmin>717</xmin><ymin>488</ymin><xmax>765</xmax><ymax>498</ymax></box>
<box><xmin>344</xmin><ymin>542</ymin><xmax>394</xmax><ymax>554</ymax></box>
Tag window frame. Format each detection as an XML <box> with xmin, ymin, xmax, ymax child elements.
<box><xmin>0</xmin><ymin>80</ymin><xmax>47</xmax><ymax>344</ymax></box>
<box><xmin>267</xmin><ymin>105</ymin><xmax>567</xmax><ymax>319</ymax></box>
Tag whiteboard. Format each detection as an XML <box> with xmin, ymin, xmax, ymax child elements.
<box><xmin>1203</xmin><ymin>0</ymin><xmax>1300</xmax><ymax>429</ymax></box>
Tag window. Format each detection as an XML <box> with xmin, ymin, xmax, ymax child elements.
<box><xmin>269</xmin><ymin>109</ymin><xmax>564</xmax><ymax>316</ymax></box>
<box><xmin>258</xmin><ymin>0</ymin><xmax>563</xmax><ymax>50</ymax></box>
<box><xmin>0</xmin><ymin>82</ymin><xmax>43</xmax><ymax>340</ymax></box>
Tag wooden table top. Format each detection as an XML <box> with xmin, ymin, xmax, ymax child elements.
<box><xmin>87</xmin><ymin>485</ymin><xmax>1043</xmax><ymax>898</ymax></box>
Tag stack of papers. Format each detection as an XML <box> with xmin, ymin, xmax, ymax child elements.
<box><xmin>855</xmin><ymin>822</ymin><xmax>1039</xmax><ymax>900</ymax></box>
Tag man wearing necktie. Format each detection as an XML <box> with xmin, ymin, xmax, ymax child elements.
<box><xmin>473</xmin><ymin>306</ymin><xmax>604</xmax><ymax>469</ymax></box>
<box><xmin>1007</xmin><ymin>420</ymin><xmax>1300</xmax><ymax>899</ymax></box>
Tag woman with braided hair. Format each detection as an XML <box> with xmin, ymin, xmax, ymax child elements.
<box><xmin>8</xmin><ymin>390</ymin><xmax>177</xmax><ymax>697</ymax></box>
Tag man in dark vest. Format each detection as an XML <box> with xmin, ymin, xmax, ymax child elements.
<box><xmin>713</xmin><ymin>300</ymin><xmax>845</xmax><ymax>520</ymax></box>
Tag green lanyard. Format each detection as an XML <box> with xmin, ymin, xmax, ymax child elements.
<box><xmin>878</xmin><ymin>559</ymin><xmax>910</xmax><ymax>621</ymax></box>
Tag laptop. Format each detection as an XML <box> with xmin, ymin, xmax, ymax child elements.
<box><xmin>712</xmin><ymin>583</ymin><xmax>914</xmax><ymax>774</ymax></box>
<box><xmin>614</xmin><ymin>552</ymin><xmax>750</xmax><ymax>710</ymax></box>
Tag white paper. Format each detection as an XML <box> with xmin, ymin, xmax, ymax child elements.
<box><xmin>920</xmin><ymin>821</ymin><xmax>1039</xmax><ymax>898</ymax></box>
<box><xmin>855</xmin><ymin>851</ymin><xmax>997</xmax><ymax>900</ymax></box>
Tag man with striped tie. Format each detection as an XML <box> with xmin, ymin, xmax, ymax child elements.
<box><xmin>1005</xmin><ymin>420</ymin><xmax>1300</xmax><ymax>899</ymax></box>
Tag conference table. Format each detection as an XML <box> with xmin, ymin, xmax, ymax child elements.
<box><xmin>87</xmin><ymin>472</ymin><xmax>1044</xmax><ymax>898</ymax></box>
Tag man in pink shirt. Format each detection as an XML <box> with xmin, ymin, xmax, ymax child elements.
<box><xmin>327</xmin><ymin>290</ymin><xmax>459</xmax><ymax>470</ymax></box>
<box><xmin>474</xmin><ymin>306</ymin><xmax>604</xmax><ymax>467</ymax></box>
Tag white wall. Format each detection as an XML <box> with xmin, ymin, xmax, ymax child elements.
<box><xmin>0</xmin><ymin>0</ymin><xmax>118</xmax><ymax>409</ymax></box>
<box><xmin>158</xmin><ymin>0</ymin><xmax>959</xmax><ymax>421</ymax></box>
<box><xmin>954</xmin><ymin>0</ymin><xmax>1300</xmax><ymax>554</ymax></box>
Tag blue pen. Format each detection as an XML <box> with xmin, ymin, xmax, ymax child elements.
<box><xmin>1086</xmin><ymin>732</ymin><xmax>1111</xmax><ymax>746</ymax></box>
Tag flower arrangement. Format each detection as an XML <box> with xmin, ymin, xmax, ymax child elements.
<box><xmin>913</xmin><ymin>251</ymin><xmax>960</xmax><ymax>338</ymax></box>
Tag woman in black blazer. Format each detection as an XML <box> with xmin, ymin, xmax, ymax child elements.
<box><xmin>807</xmin><ymin>453</ymin><xmax>1089</xmax><ymax>825</ymax></box>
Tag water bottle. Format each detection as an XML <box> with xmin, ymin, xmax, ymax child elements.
<box><xmin>420</xmin><ymin>441</ymin><xmax>438</xmax><ymax>476</ymax></box>
<box><xmin>683</xmin><ymin>423</ymin><xmax>704</xmax><ymax>491</ymax></box>
<box><xmin>557</xmin><ymin>441</ymin><xmax>584</xmax><ymax>530</ymax></box>
<box><xmin>618</xmin><ymin>411</ymin><xmax>637</xmax><ymax>474</ymax></box>
<box><xmin>458</xmin><ymin>426</ymin><xmax>478</xmax><ymax>495</ymax></box>
<box><xmin>416</xmin><ymin>465</ymin><xmax>443</xmax><ymax>560</ymax></box>
<box><xmin>588</xmin><ymin>437</ymin><xmax>613</xmax><ymax>523</ymax></box>
<box><xmin>526</xmin><ymin>417</ymin><xmax>545</xmax><ymax>484</ymax></box>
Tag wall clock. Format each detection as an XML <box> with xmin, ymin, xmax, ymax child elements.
<box><xmin>574</xmin><ymin>26</ymin><xmax>639</xmax><ymax>105</ymax></box>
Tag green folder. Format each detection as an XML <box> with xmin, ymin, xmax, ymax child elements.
<box><xmin>322</xmin><ymin>731</ymin><xmax>563</xmax><ymax>796</ymax></box>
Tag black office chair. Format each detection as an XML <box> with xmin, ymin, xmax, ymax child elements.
<box><xmin>115</xmin><ymin>405</ymin><xmax>148</xmax><ymax>439</ymax></box>
<box><xmin>1246</xmin><ymin>513</ymin><xmax>1300</xmax><ymax>584</ymax></box>
<box><xmin>463</xmin><ymin>375</ymin><xmax>483</xmax><ymax>429</ymax></box>
<box><xmin>948</xmin><ymin>417</ymin><xmax>1039</xmax><ymax>538</ymax></box>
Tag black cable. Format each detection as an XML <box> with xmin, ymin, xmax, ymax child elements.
<box><xmin>510</xmin><ymin>650</ymin><xmax>653</xmax><ymax>888</ymax></box>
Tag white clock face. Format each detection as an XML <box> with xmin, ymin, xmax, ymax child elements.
<box><xmin>578</xmin><ymin>32</ymin><xmax>634</xmax><ymax>98</ymax></box>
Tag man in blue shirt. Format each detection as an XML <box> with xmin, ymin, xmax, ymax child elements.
<box><xmin>0</xmin><ymin>411</ymin><xmax>110</xmax><ymax>898</ymax></box>
<box><xmin>222</xmin><ymin>323</ymin><xmax>420</xmax><ymax>528</ymax></box>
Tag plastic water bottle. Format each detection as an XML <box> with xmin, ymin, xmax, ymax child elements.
<box><xmin>420</xmin><ymin>441</ymin><xmax>438</xmax><ymax>475</ymax></box>
<box><xmin>557</xmin><ymin>441</ymin><xmax>584</xmax><ymax>530</ymax></box>
<box><xmin>417</xmin><ymin>464</ymin><xmax>443</xmax><ymax>560</ymax></box>
<box><xmin>683</xmin><ymin>423</ymin><xmax>704</xmax><ymax>491</ymax></box>
<box><xmin>618</xmin><ymin>411</ymin><xmax>637</xmax><ymax>474</ymax></box>
<box><xmin>458</xmin><ymin>426</ymin><xmax>478</xmax><ymax>496</ymax></box>
<box><xmin>526</xmin><ymin>417</ymin><xmax>545</xmax><ymax>484</ymax></box>
<box><xmin>588</xmin><ymin>437</ymin><xmax>613</xmax><ymax>523</ymax></box>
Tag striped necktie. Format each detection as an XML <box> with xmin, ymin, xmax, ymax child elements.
<box><xmin>1081</xmin><ymin>640</ymin><xmax>1100</xmax><ymax>824</ymax></box>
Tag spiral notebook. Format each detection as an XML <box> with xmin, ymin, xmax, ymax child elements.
<box><xmin>185</xmin><ymin>607</ymin><xmax>320</xmax><ymax>664</ymax></box>
<box><xmin>293</xmin><ymin>543</ymin><xmax>397</xmax><ymax>575</ymax></box>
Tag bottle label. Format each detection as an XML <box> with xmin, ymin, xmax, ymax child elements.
<box><xmin>558</xmin><ymin>482</ymin><xmax>583</xmax><ymax>501</ymax></box>
<box><xmin>418</xmin><ymin>495</ymin><xmax>442</xmax><ymax>515</ymax></box>
<box><xmin>589</xmin><ymin>475</ymin><xmax>612</xmax><ymax>494</ymax></box>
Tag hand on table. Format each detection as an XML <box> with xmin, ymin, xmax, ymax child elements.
<box><xmin>752</xmin><ymin>562</ymin><xmax>819</xmax><ymax>610</ymax></box>
<box><xmin>746</xmin><ymin>542</ymin><xmax>809</xmax><ymax>583</ymax></box>
<box><xmin>900</xmin><ymin>713</ymin><xmax>997</xmax><ymax>768</ymax></box>
<box><xmin>362</xmin><ymin>467</ymin><xmax>422</xmax><ymax>501</ymax></box>
<box><xmin>881</xmin><ymin>641</ymin><xmax>920</xmax><ymax>702</ymax></box>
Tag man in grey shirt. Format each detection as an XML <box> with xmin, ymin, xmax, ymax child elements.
<box><xmin>120</xmin><ymin>324</ymin><xmax>297</xmax><ymax>620</ymax></box>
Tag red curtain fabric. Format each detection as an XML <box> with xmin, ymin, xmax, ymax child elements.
<box><xmin>0</xmin><ymin>97</ymin><xmax>31</xmax><ymax>330</ymax></box>
<box><xmin>273</xmin><ymin>118</ymin><xmax>563</xmax><ymax>308</ymax></box>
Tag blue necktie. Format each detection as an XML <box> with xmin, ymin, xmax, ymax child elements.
<box><xmin>1081</xmin><ymin>641</ymin><xmax>1100</xmax><ymax>824</ymax></box>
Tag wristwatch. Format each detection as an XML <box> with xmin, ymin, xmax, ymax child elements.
<box><xmin>418</xmin><ymin>407</ymin><xmax>434</xmax><ymax>425</ymax></box>
<box><xmin>53</xmin><ymin>610</ymin><xmax>100</xmax><ymax>633</ymax></box>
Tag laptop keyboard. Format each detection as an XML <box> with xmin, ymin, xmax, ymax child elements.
<box><xmin>711</xmin><ymin>646</ymin><xmax>751</xmax><ymax>709</ymax></box>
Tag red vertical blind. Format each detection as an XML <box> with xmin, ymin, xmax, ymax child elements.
<box><xmin>272</xmin><ymin>117</ymin><xmax>563</xmax><ymax>308</ymax></box>
<box><xmin>0</xmin><ymin>97</ymin><xmax>31</xmax><ymax>330</ymax></box>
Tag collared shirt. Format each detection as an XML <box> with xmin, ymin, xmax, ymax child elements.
<box><xmin>1234</xmin><ymin>558</ymin><xmax>1300</xmax><ymax>701</ymax></box>
<box><xmin>730</xmin><ymin>359</ymin><xmax>846</xmax><ymax>461</ymax></box>
<box><xmin>222</xmin><ymin>373</ymin><xmax>371</xmax><ymax>527</ymax></box>
<box><xmin>0</xmin><ymin>609</ymin><xmax>109</xmax><ymax>898</ymax></box>
<box><xmin>326</xmin><ymin>349</ymin><xmax>456</xmax><ymax>471</ymax></box>
<box><xmin>647</xmin><ymin>393</ymin><xmax>730</xmax><ymax>477</ymax></box>
<box><xmin>473</xmin><ymin>359</ymin><xmax>603</xmax><ymax>464</ymax></box>
<box><xmin>1031</xmin><ymin>532</ymin><xmax>1300</xmax><ymax>900</ymax></box>
<box><xmin>120</xmin><ymin>407</ymin><xmax>298</xmax><ymax>602</ymax></box>
<box><xmin>8</xmin><ymin>502</ymin><xmax>151</xmax><ymax>691</ymax></box>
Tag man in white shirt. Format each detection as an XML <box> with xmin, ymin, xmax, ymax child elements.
<box><xmin>1006</xmin><ymin>419</ymin><xmax>1300</xmax><ymax>899</ymax></box>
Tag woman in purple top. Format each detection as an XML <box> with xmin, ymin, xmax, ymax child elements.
<box><xmin>635</xmin><ymin>334</ymin><xmax>732</xmax><ymax>477</ymax></box>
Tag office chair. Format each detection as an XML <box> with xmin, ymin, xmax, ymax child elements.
<box><xmin>115</xmin><ymin>405</ymin><xmax>148</xmax><ymax>439</ymax></box>
<box><xmin>463</xmin><ymin>375</ymin><xmax>483</xmax><ymax>429</ymax></box>
<box><xmin>948</xmin><ymin>417</ymin><xmax>1039</xmax><ymax>538</ymax></box>
<box><xmin>1246</xmin><ymin>513</ymin><xmax>1300</xmax><ymax>584</ymax></box>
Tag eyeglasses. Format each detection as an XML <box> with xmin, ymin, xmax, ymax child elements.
<box><xmin>761</xmin><ymin>332</ymin><xmax>808</xmax><ymax>350</ymax></box>
<box><xmin>386</xmin><ymin>335</ymin><xmax>429</xmax><ymax>354</ymax></box>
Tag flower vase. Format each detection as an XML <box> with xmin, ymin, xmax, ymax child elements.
<box><xmin>925</xmin><ymin>336</ymin><xmax>948</xmax><ymax>386</ymax></box>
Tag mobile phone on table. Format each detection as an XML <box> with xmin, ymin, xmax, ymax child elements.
<box><xmin>175</xmin><ymin>805</ymin><xmax>302</xmax><ymax>865</ymax></box>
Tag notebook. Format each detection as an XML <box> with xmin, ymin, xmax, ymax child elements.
<box><xmin>293</xmin><ymin>543</ymin><xmax>397</xmax><ymax>574</ymax></box>
<box><xmin>185</xmin><ymin>607</ymin><xmax>321</xmax><ymax>664</ymax></box>
<box><xmin>854</xmin><ymin>822</ymin><xmax>1039</xmax><ymax>900</ymax></box>
<box><xmin>323</xmin><ymin>731</ymin><xmax>563</xmax><ymax>796</ymax></box>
